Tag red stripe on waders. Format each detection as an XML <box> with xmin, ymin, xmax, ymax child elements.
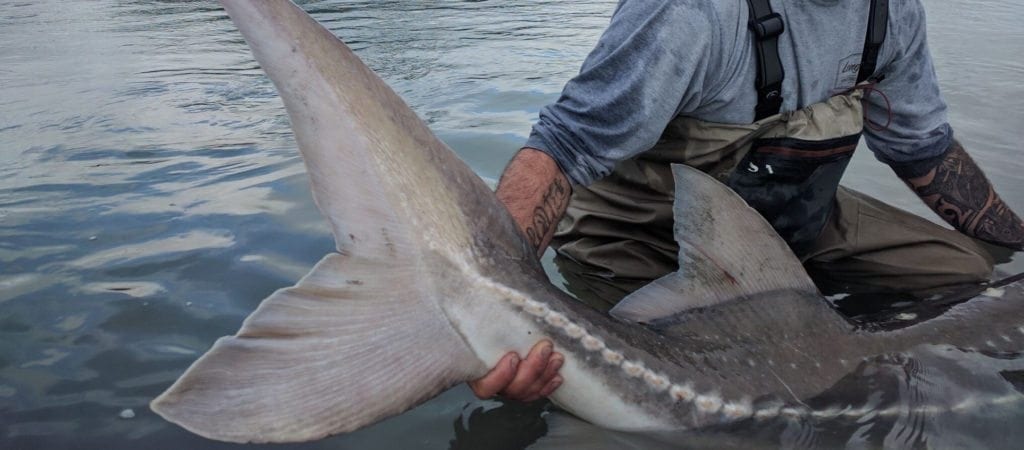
<box><xmin>756</xmin><ymin>144</ymin><xmax>857</xmax><ymax>158</ymax></box>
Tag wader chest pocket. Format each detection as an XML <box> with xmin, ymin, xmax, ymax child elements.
<box><xmin>727</xmin><ymin>134</ymin><xmax>860</xmax><ymax>249</ymax></box>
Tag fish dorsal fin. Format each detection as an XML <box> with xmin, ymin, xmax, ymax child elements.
<box><xmin>610</xmin><ymin>164</ymin><xmax>817</xmax><ymax>323</ymax></box>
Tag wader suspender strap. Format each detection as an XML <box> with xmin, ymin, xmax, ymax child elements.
<box><xmin>745</xmin><ymin>0</ymin><xmax>785</xmax><ymax>121</ymax></box>
<box><xmin>745</xmin><ymin>0</ymin><xmax>890</xmax><ymax>120</ymax></box>
<box><xmin>857</xmin><ymin>0</ymin><xmax>889</xmax><ymax>83</ymax></box>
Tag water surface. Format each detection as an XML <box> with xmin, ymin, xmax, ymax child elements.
<box><xmin>1</xmin><ymin>0</ymin><xmax>1022</xmax><ymax>448</ymax></box>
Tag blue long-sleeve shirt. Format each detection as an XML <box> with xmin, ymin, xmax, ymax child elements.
<box><xmin>526</xmin><ymin>0</ymin><xmax>952</xmax><ymax>186</ymax></box>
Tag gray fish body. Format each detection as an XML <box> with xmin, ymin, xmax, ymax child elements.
<box><xmin>150</xmin><ymin>0</ymin><xmax>1024</xmax><ymax>443</ymax></box>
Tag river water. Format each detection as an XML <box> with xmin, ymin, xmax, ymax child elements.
<box><xmin>1</xmin><ymin>1</ymin><xmax>1022</xmax><ymax>449</ymax></box>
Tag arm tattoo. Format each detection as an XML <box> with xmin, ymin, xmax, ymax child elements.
<box><xmin>523</xmin><ymin>177</ymin><xmax>570</xmax><ymax>250</ymax></box>
<box><xmin>905</xmin><ymin>141</ymin><xmax>1024</xmax><ymax>250</ymax></box>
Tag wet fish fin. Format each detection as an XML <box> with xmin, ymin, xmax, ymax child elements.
<box><xmin>151</xmin><ymin>253</ymin><xmax>484</xmax><ymax>443</ymax></box>
<box><xmin>610</xmin><ymin>164</ymin><xmax>817</xmax><ymax>323</ymax></box>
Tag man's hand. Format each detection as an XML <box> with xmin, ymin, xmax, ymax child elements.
<box><xmin>469</xmin><ymin>150</ymin><xmax>570</xmax><ymax>402</ymax></box>
<box><xmin>469</xmin><ymin>340</ymin><xmax>564</xmax><ymax>402</ymax></box>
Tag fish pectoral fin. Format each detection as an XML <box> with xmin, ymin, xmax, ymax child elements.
<box><xmin>611</xmin><ymin>164</ymin><xmax>818</xmax><ymax>324</ymax></box>
<box><xmin>151</xmin><ymin>253</ymin><xmax>483</xmax><ymax>443</ymax></box>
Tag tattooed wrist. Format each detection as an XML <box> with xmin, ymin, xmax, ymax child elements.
<box><xmin>904</xmin><ymin>140</ymin><xmax>1024</xmax><ymax>250</ymax></box>
<box><xmin>524</xmin><ymin>177</ymin><xmax>570</xmax><ymax>251</ymax></box>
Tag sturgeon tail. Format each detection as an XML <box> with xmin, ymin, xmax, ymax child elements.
<box><xmin>150</xmin><ymin>253</ymin><xmax>483</xmax><ymax>443</ymax></box>
<box><xmin>152</xmin><ymin>0</ymin><xmax>536</xmax><ymax>443</ymax></box>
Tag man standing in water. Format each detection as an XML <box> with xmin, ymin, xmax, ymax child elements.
<box><xmin>469</xmin><ymin>0</ymin><xmax>1024</xmax><ymax>402</ymax></box>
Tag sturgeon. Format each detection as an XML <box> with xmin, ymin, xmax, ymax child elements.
<box><xmin>150</xmin><ymin>0</ymin><xmax>1024</xmax><ymax>443</ymax></box>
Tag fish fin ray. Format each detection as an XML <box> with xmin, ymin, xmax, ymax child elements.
<box><xmin>151</xmin><ymin>253</ymin><xmax>483</xmax><ymax>443</ymax></box>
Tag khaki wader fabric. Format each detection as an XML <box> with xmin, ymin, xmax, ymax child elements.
<box><xmin>551</xmin><ymin>92</ymin><xmax>993</xmax><ymax>311</ymax></box>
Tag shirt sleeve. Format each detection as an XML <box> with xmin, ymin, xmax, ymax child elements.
<box><xmin>863</xmin><ymin>0</ymin><xmax>954</xmax><ymax>175</ymax></box>
<box><xmin>524</xmin><ymin>0</ymin><xmax>719</xmax><ymax>186</ymax></box>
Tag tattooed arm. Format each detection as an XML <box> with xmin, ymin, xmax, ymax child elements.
<box><xmin>902</xmin><ymin>140</ymin><xmax>1024</xmax><ymax>250</ymax></box>
<box><xmin>495</xmin><ymin>147</ymin><xmax>572</xmax><ymax>256</ymax></box>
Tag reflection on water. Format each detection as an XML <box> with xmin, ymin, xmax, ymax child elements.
<box><xmin>1</xmin><ymin>0</ymin><xmax>1022</xmax><ymax>448</ymax></box>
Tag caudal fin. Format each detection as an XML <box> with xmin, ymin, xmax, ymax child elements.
<box><xmin>151</xmin><ymin>252</ymin><xmax>484</xmax><ymax>443</ymax></box>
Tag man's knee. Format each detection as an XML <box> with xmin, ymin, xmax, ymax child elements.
<box><xmin>953</xmin><ymin>244</ymin><xmax>995</xmax><ymax>284</ymax></box>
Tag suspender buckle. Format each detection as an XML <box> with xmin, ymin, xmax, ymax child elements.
<box><xmin>756</xmin><ymin>84</ymin><xmax>784</xmax><ymax>120</ymax></box>
<box><xmin>749</xmin><ymin>13</ymin><xmax>785</xmax><ymax>40</ymax></box>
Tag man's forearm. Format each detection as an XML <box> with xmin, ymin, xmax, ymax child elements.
<box><xmin>903</xmin><ymin>140</ymin><xmax>1024</xmax><ymax>250</ymax></box>
<box><xmin>496</xmin><ymin>148</ymin><xmax>572</xmax><ymax>256</ymax></box>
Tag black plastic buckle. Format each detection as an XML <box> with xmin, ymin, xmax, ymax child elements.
<box><xmin>749</xmin><ymin>13</ymin><xmax>784</xmax><ymax>40</ymax></box>
<box><xmin>756</xmin><ymin>83</ymin><xmax>784</xmax><ymax>120</ymax></box>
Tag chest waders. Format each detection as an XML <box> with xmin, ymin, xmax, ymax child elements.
<box><xmin>551</xmin><ymin>0</ymin><xmax>993</xmax><ymax>311</ymax></box>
